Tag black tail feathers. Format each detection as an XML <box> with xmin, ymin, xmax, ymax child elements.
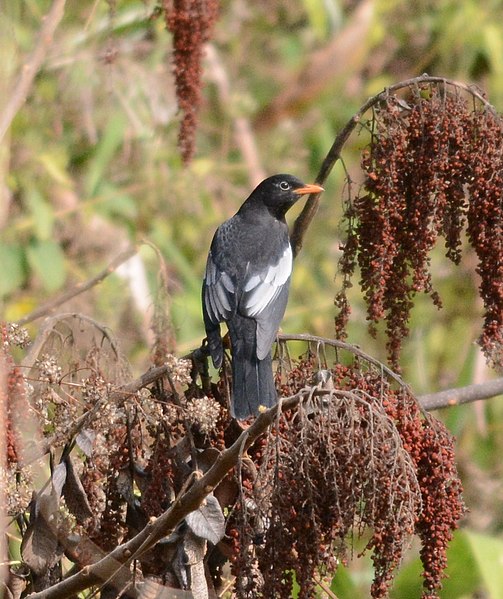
<box><xmin>227</xmin><ymin>315</ymin><xmax>277</xmax><ymax>419</ymax></box>
<box><xmin>231</xmin><ymin>350</ymin><xmax>277</xmax><ymax>419</ymax></box>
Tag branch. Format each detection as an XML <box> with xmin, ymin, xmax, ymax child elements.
<box><xmin>278</xmin><ymin>333</ymin><xmax>503</xmax><ymax>410</ymax></box>
<box><xmin>418</xmin><ymin>377</ymin><xmax>503</xmax><ymax>411</ymax></box>
<box><xmin>290</xmin><ymin>74</ymin><xmax>498</xmax><ymax>257</ymax></box>
<box><xmin>254</xmin><ymin>0</ymin><xmax>374</xmax><ymax>131</ymax></box>
<box><xmin>26</xmin><ymin>388</ymin><xmax>311</xmax><ymax>599</ymax></box>
<box><xmin>16</xmin><ymin>246</ymin><xmax>137</xmax><ymax>326</ymax></box>
<box><xmin>277</xmin><ymin>333</ymin><xmax>406</xmax><ymax>387</ymax></box>
<box><xmin>0</xmin><ymin>0</ymin><xmax>67</xmax><ymax>144</ymax></box>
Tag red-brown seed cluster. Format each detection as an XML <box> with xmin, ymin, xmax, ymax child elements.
<box><xmin>232</xmin><ymin>351</ymin><xmax>464</xmax><ymax>598</ymax></box>
<box><xmin>142</xmin><ymin>432</ymin><xmax>177</xmax><ymax>518</ymax></box>
<box><xmin>466</xmin><ymin>110</ymin><xmax>503</xmax><ymax>368</ymax></box>
<box><xmin>335</xmin><ymin>85</ymin><xmax>503</xmax><ymax>369</ymax></box>
<box><xmin>164</xmin><ymin>0</ymin><xmax>219</xmax><ymax>163</ymax></box>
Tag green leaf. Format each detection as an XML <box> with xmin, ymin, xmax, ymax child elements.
<box><xmin>0</xmin><ymin>243</ymin><xmax>26</xmax><ymax>297</ymax></box>
<box><xmin>85</xmin><ymin>113</ymin><xmax>126</xmax><ymax>198</ymax></box>
<box><xmin>26</xmin><ymin>240</ymin><xmax>66</xmax><ymax>293</ymax></box>
<box><xmin>37</xmin><ymin>151</ymin><xmax>72</xmax><ymax>186</ymax></box>
<box><xmin>465</xmin><ymin>530</ymin><xmax>503</xmax><ymax>599</ymax></box>
<box><xmin>24</xmin><ymin>186</ymin><xmax>55</xmax><ymax>240</ymax></box>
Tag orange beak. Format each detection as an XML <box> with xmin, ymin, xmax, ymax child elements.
<box><xmin>294</xmin><ymin>183</ymin><xmax>324</xmax><ymax>195</ymax></box>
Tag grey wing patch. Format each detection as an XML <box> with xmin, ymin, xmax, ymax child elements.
<box><xmin>203</xmin><ymin>251</ymin><xmax>235</xmax><ymax>324</ymax></box>
<box><xmin>240</xmin><ymin>244</ymin><xmax>292</xmax><ymax>360</ymax></box>
<box><xmin>242</xmin><ymin>245</ymin><xmax>292</xmax><ymax>318</ymax></box>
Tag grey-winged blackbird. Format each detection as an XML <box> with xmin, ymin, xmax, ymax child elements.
<box><xmin>202</xmin><ymin>174</ymin><xmax>323</xmax><ymax>419</ymax></box>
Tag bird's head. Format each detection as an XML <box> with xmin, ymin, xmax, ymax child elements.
<box><xmin>244</xmin><ymin>174</ymin><xmax>324</xmax><ymax>219</ymax></box>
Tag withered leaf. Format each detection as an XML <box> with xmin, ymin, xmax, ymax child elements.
<box><xmin>76</xmin><ymin>429</ymin><xmax>95</xmax><ymax>457</ymax></box>
<box><xmin>51</xmin><ymin>461</ymin><xmax>67</xmax><ymax>499</ymax></box>
<box><xmin>185</xmin><ymin>493</ymin><xmax>225</xmax><ymax>545</ymax></box>
<box><xmin>21</xmin><ymin>515</ymin><xmax>59</xmax><ymax>576</ymax></box>
<box><xmin>62</xmin><ymin>456</ymin><xmax>93</xmax><ymax>524</ymax></box>
<box><xmin>35</xmin><ymin>475</ymin><xmax>61</xmax><ymax>523</ymax></box>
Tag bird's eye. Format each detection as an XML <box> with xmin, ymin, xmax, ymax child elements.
<box><xmin>279</xmin><ymin>181</ymin><xmax>290</xmax><ymax>191</ymax></box>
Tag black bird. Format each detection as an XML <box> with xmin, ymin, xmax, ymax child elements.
<box><xmin>202</xmin><ymin>174</ymin><xmax>324</xmax><ymax>419</ymax></box>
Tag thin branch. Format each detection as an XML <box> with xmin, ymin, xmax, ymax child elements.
<box><xmin>418</xmin><ymin>377</ymin><xmax>503</xmax><ymax>411</ymax></box>
<box><xmin>278</xmin><ymin>333</ymin><xmax>503</xmax><ymax>410</ymax></box>
<box><xmin>313</xmin><ymin>574</ymin><xmax>339</xmax><ymax>599</ymax></box>
<box><xmin>0</xmin><ymin>0</ymin><xmax>67</xmax><ymax>144</ymax></box>
<box><xmin>277</xmin><ymin>333</ymin><xmax>407</xmax><ymax>387</ymax></box>
<box><xmin>16</xmin><ymin>246</ymin><xmax>138</xmax><ymax>326</ymax></box>
<box><xmin>290</xmin><ymin>74</ymin><xmax>498</xmax><ymax>257</ymax></box>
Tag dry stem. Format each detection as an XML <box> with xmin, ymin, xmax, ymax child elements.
<box><xmin>0</xmin><ymin>0</ymin><xmax>67</xmax><ymax>144</ymax></box>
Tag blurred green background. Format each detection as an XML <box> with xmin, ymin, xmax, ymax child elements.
<box><xmin>1</xmin><ymin>1</ymin><xmax>503</xmax><ymax>596</ymax></box>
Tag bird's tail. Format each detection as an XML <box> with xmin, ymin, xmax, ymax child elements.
<box><xmin>228</xmin><ymin>316</ymin><xmax>277</xmax><ymax>419</ymax></box>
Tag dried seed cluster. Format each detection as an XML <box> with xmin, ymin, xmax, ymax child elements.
<box><xmin>185</xmin><ymin>395</ymin><xmax>221</xmax><ymax>435</ymax></box>
<box><xmin>34</xmin><ymin>353</ymin><xmax>62</xmax><ymax>384</ymax></box>
<box><xmin>232</xmin><ymin>352</ymin><xmax>464</xmax><ymax>598</ymax></box>
<box><xmin>163</xmin><ymin>0</ymin><xmax>219</xmax><ymax>163</ymax></box>
<box><xmin>3</xmin><ymin>323</ymin><xmax>30</xmax><ymax>349</ymax></box>
<box><xmin>336</xmin><ymin>85</ymin><xmax>503</xmax><ymax>369</ymax></box>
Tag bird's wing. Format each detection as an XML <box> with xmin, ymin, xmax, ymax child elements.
<box><xmin>203</xmin><ymin>249</ymin><xmax>236</xmax><ymax>324</ymax></box>
<box><xmin>241</xmin><ymin>244</ymin><xmax>292</xmax><ymax>360</ymax></box>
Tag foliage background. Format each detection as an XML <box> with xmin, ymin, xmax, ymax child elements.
<box><xmin>1</xmin><ymin>0</ymin><xmax>503</xmax><ymax>596</ymax></box>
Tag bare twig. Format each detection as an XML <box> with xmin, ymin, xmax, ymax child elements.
<box><xmin>277</xmin><ymin>332</ymin><xmax>407</xmax><ymax>387</ymax></box>
<box><xmin>290</xmin><ymin>74</ymin><xmax>498</xmax><ymax>256</ymax></box>
<box><xmin>313</xmin><ymin>574</ymin><xmax>339</xmax><ymax>599</ymax></box>
<box><xmin>418</xmin><ymin>377</ymin><xmax>503</xmax><ymax>411</ymax></box>
<box><xmin>16</xmin><ymin>246</ymin><xmax>137</xmax><ymax>326</ymax></box>
<box><xmin>0</xmin><ymin>0</ymin><xmax>67</xmax><ymax>144</ymax></box>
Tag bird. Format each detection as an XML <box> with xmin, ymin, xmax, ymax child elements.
<box><xmin>202</xmin><ymin>174</ymin><xmax>324</xmax><ymax>419</ymax></box>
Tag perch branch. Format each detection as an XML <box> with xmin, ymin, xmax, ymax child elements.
<box><xmin>17</xmin><ymin>246</ymin><xmax>137</xmax><ymax>326</ymax></box>
<box><xmin>277</xmin><ymin>333</ymin><xmax>406</xmax><ymax>387</ymax></box>
<box><xmin>0</xmin><ymin>0</ymin><xmax>67</xmax><ymax>144</ymax></box>
<box><xmin>290</xmin><ymin>74</ymin><xmax>498</xmax><ymax>257</ymax></box>
<box><xmin>278</xmin><ymin>334</ymin><xmax>503</xmax><ymax>409</ymax></box>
